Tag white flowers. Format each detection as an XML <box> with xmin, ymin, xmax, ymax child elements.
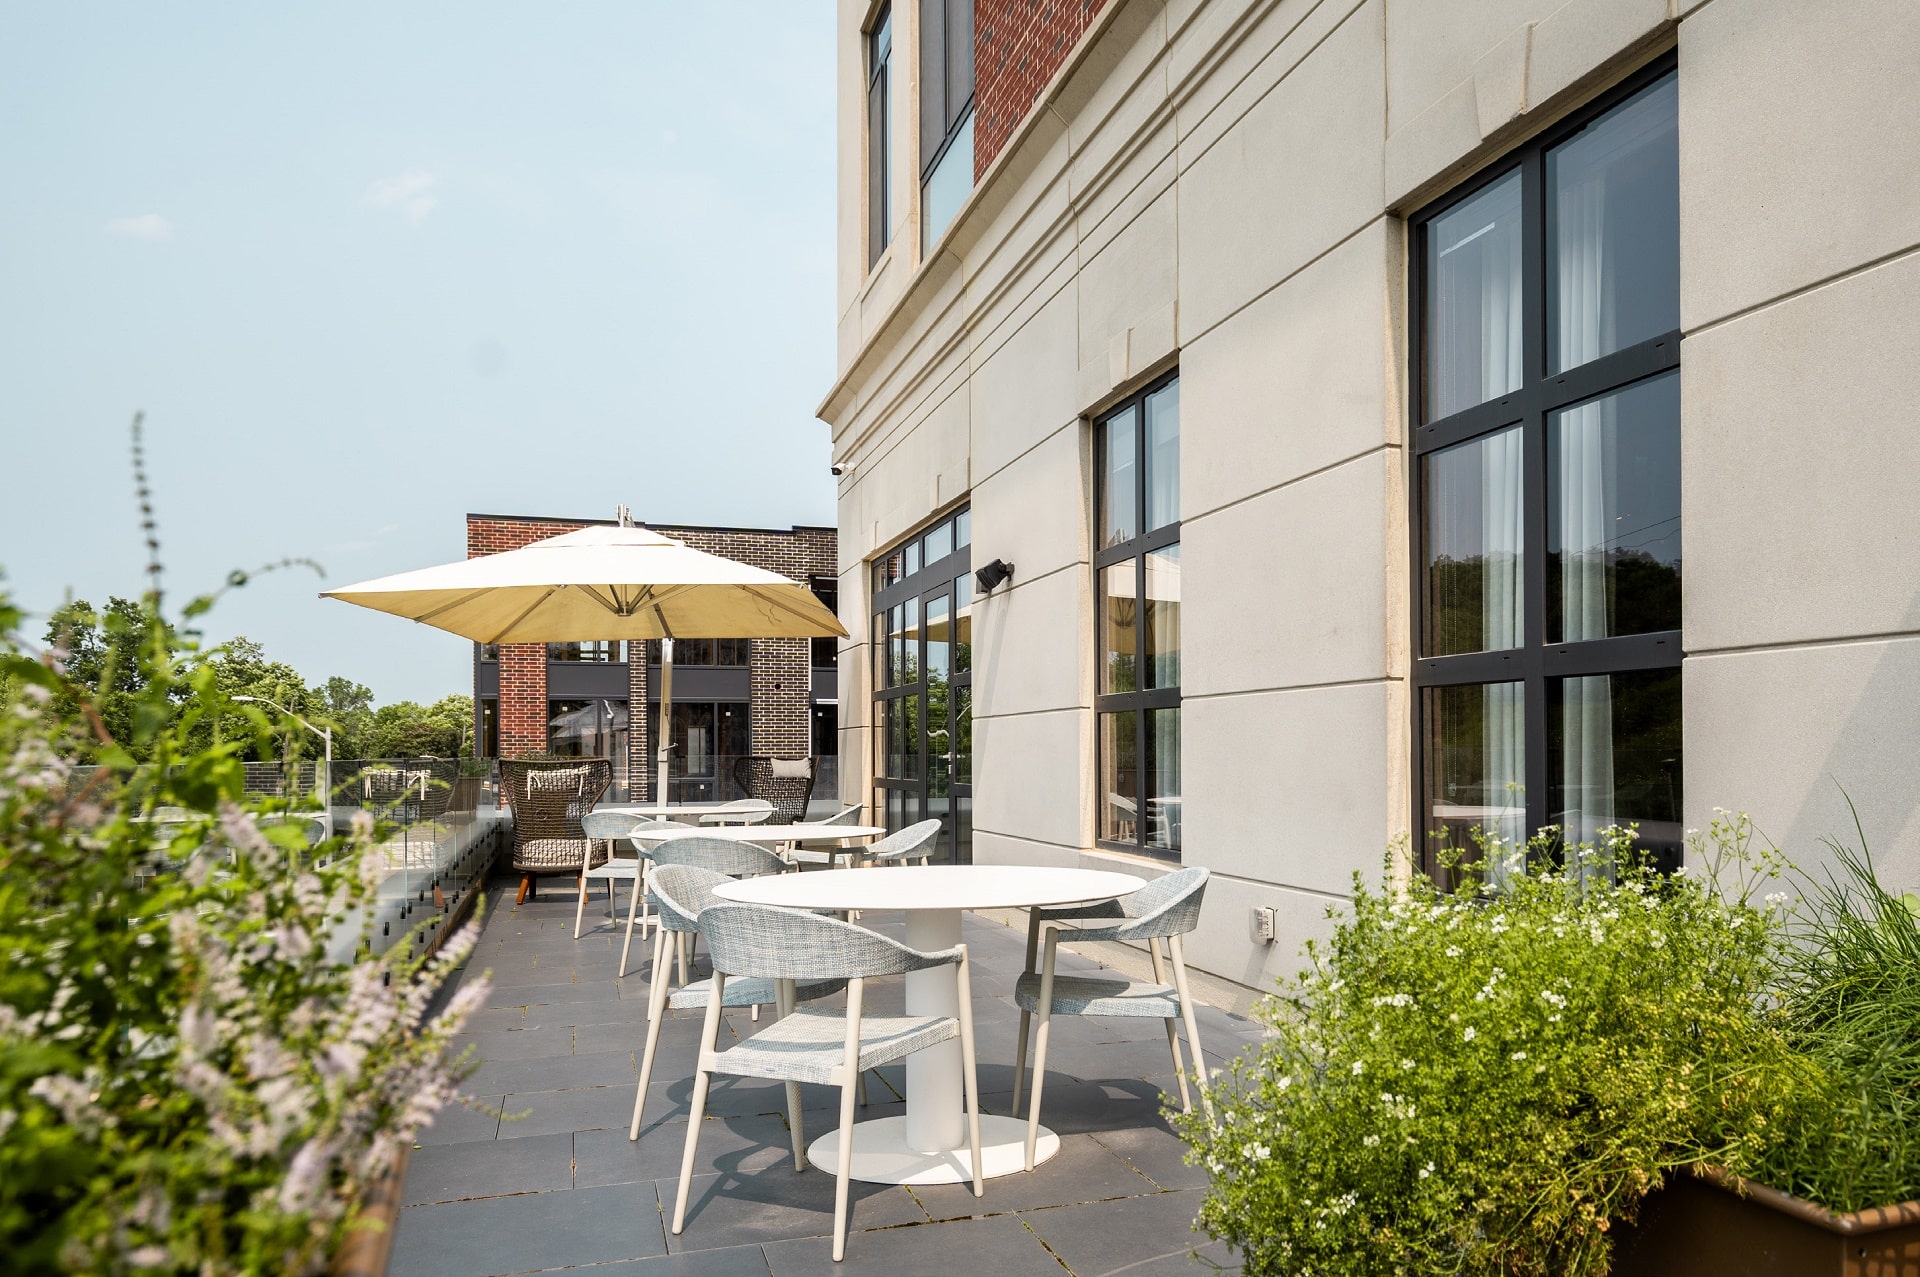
<box><xmin>1400</xmin><ymin>1058</ymin><xmax>1416</xmax><ymax>1072</ymax></box>
<box><xmin>1419</xmin><ymin>1162</ymin><xmax>1435</xmax><ymax>1179</ymax></box>
<box><xmin>1244</xmin><ymin>1141</ymin><xmax>1272</xmax><ymax>1161</ymax></box>
<box><xmin>1463</xmin><ymin>1026</ymin><xmax>1477</xmax><ymax>1042</ymax></box>
<box><xmin>1362</xmin><ymin>1134</ymin><xmax>1380</xmax><ymax>1147</ymax></box>
<box><xmin>1510</xmin><ymin>1050</ymin><xmax>1528</xmax><ymax>1062</ymax></box>
<box><xmin>1370</xmin><ymin>992</ymin><xmax>1414</xmax><ymax>1009</ymax></box>
<box><xmin>1444</xmin><ymin>945</ymin><xmax>1462</xmax><ymax>958</ymax></box>
<box><xmin>1351</xmin><ymin>1060</ymin><xmax>1366</xmax><ymax>1075</ymax></box>
<box><xmin>1539</xmin><ymin>990</ymin><xmax>1567</xmax><ymax>1009</ymax></box>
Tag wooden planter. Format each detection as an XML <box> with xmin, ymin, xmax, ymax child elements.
<box><xmin>1610</xmin><ymin>1165</ymin><xmax>1920</xmax><ymax>1277</ymax></box>
<box><xmin>330</xmin><ymin>1144</ymin><xmax>411</xmax><ymax>1277</ymax></box>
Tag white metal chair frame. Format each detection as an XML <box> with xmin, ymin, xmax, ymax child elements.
<box><xmin>1011</xmin><ymin>866</ymin><xmax>1213</xmax><ymax>1170</ymax></box>
<box><xmin>698</xmin><ymin>798</ymin><xmax>776</xmax><ymax>826</ymax></box>
<box><xmin>671</xmin><ymin>902</ymin><xmax>984</xmax><ymax>1262</ymax></box>
<box><xmin>630</xmin><ymin>865</ymin><xmax>846</xmax><ymax>1141</ymax></box>
<box><xmin>574</xmin><ymin>815</ymin><xmax>695</xmax><ymax>976</ymax></box>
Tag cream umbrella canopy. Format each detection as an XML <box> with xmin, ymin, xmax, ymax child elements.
<box><xmin>321</xmin><ymin>523</ymin><xmax>846</xmax><ymax>799</ymax></box>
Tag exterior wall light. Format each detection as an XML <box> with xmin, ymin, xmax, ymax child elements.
<box><xmin>975</xmin><ymin>558</ymin><xmax>1014</xmax><ymax>593</ymax></box>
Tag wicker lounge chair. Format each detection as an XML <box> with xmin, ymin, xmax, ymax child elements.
<box><xmin>731</xmin><ymin>755</ymin><xmax>816</xmax><ymax>824</ymax></box>
<box><xmin>500</xmin><ymin>758</ymin><xmax>613</xmax><ymax>905</ymax></box>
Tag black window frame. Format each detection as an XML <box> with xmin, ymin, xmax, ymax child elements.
<box><xmin>1094</xmin><ymin>370</ymin><xmax>1182</xmax><ymax>863</ymax></box>
<box><xmin>917</xmin><ymin>0</ymin><xmax>974</xmax><ymax>184</ymax></box>
<box><xmin>1407</xmin><ymin>55</ymin><xmax>1683</xmax><ymax>879</ymax></box>
<box><xmin>866</xmin><ymin>4</ymin><xmax>893</xmax><ymax>269</ymax></box>
<box><xmin>810</xmin><ymin>575</ymin><xmax>840</xmax><ymax>668</ymax></box>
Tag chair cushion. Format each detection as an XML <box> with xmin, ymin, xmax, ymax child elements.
<box><xmin>769</xmin><ymin>757</ymin><xmax>813</xmax><ymax>779</ymax></box>
<box><xmin>710</xmin><ymin>1008</ymin><xmax>957</xmax><ymax>1085</ymax></box>
<box><xmin>665</xmin><ymin>975</ymin><xmax>845</xmax><ymax>1012</ymax></box>
<box><xmin>514</xmin><ymin>838</ymin><xmax>603</xmax><ymax>871</ymax></box>
<box><xmin>1014</xmin><ymin>972</ymin><xmax>1181</xmax><ymax>1018</ymax></box>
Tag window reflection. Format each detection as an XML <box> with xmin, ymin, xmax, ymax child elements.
<box><xmin>1422</xmin><ymin>682</ymin><xmax>1525</xmax><ymax>883</ymax></box>
<box><xmin>1102</xmin><ymin>404</ymin><xmax>1139</xmax><ymax>548</ymax></box>
<box><xmin>1425</xmin><ymin>170</ymin><xmax>1524</xmax><ymax>421</ymax></box>
<box><xmin>1145</xmin><ymin>379</ymin><xmax>1180</xmax><ymax>531</ymax></box>
<box><xmin>1424</xmin><ymin>425</ymin><xmax>1524</xmax><ymax>656</ymax></box>
<box><xmin>952</xmin><ymin>574</ymin><xmax>972</xmax><ymax>675</ymax></box>
<box><xmin>1145</xmin><ymin>545</ymin><xmax>1181</xmax><ymax>689</ymax></box>
<box><xmin>1551</xmin><ymin>669</ymin><xmax>1682</xmax><ymax>863</ymax></box>
<box><xmin>548</xmin><ymin>698</ymin><xmax>630</xmax><ymax>790</ymax></box>
<box><xmin>1100</xmin><ymin>712</ymin><xmax>1138</xmax><ymax>844</ymax></box>
<box><xmin>549</xmin><ymin>640</ymin><xmax>620</xmax><ymax>662</ymax></box>
<box><xmin>1548</xmin><ymin>72</ymin><xmax>1679</xmax><ymax>374</ymax></box>
<box><xmin>1100</xmin><ymin>562</ymin><xmax>1136</xmax><ymax>694</ymax></box>
<box><xmin>1548</xmin><ymin>371</ymin><xmax>1681</xmax><ymax>642</ymax></box>
<box><xmin>1145</xmin><ymin>708</ymin><xmax>1181</xmax><ymax>853</ymax></box>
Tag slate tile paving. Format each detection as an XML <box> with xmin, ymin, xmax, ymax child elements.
<box><xmin>398</xmin><ymin>884</ymin><xmax>1253</xmax><ymax>1276</ymax></box>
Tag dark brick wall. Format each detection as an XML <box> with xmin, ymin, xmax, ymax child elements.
<box><xmin>465</xmin><ymin>515</ymin><xmax>837</xmax><ymax>798</ymax></box>
<box><xmin>975</xmin><ymin>0</ymin><xmax>1113</xmax><ymax>178</ymax></box>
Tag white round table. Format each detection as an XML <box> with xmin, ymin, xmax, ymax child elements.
<box><xmin>628</xmin><ymin>822</ymin><xmax>888</xmax><ymax>864</ymax></box>
<box><xmin>712</xmin><ymin>864</ymin><xmax>1143</xmax><ymax>1185</ymax></box>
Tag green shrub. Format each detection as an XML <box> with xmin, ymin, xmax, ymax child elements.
<box><xmin>1176</xmin><ymin>825</ymin><xmax>1817</xmax><ymax>1277</ymax></box>
<box><xmin>0</xmin><ymin>588</ymin><xmax>489</xmax><ymax>1274</ymax></box>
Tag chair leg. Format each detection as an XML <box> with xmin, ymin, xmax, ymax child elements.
<box><xmin>957</xmin><ymin>946</ymin><xmax>984</xmax><ymax>1197</ymax></box>
<box><xmin>857</xmin><ymin>1069</ymin><xmax>868</xmax><ymax>1107</ymax></box>
<box><xmin>675</xmin><ymin>931</ymin><xmax>689</xmax><ymax>987</ymax></box>
<box><xmin>1011</xmin><ymin>909</ymin><xmax>1041</xmax><ymax>1114</ymax></box>
<box><xmin>1170</xmin><ymin>934</ymin><xmax>1214</xmax><ymax>1124</ymax></box>
<box><xmin>573</xmin><ymin>870</ymin><xmax>591</xmax><ymax>939</ymax></box>
<box><xmin>671</xmin><ymin>974</ymin><xmax>728</xmax><ymax>1239</ymax></box>
<box><xmin>832</xmin><ymin>978</ymin><xmax>864</xmax><ymax>1263</ymax></box>
<box><xmin>778</xmin><ymin>980</ymin><xmax>805</xmax><ymax>1172</ymax></box>
<box><xmin>1025</xmin><ymin>928</ymin><xmax>1060</xmax><ymax>1172</ymax></box>
<box><xmin>514</xmin><ymin>875</ymin><xmax>531</xmax><ymax>906</ymax></box>
<box><xmin>619</xmin><ymin>875</ymin><xmax>642</xmax><ymax>977</ymax></box>
<box><xmin>630</xmin><ymin>928</ymin><xmax>675</xmax><ymax>1140</ymax></box>
<box><xmin>1151</xmin><ymin>938</ymin><xmax>1192</xmax><ymax>1113</ymax></box>
<box><xmin>645</xmin><ymin>926</ymin><xmax>667</xmax><ymax>1024</ymax></box>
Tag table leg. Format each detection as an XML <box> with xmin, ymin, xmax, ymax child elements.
<box><xmin>905</xmin><ymin>908</ymin><xmax>964</xmax><ymax>1154</ymax></box>
<box><xmin>805</xmin><ymin>905</ymin><xmax>1061</xmax><ymax>1184</ymax></box>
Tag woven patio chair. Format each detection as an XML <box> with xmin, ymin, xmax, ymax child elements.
<box><xmin>1012</xmin><ymin>866</ymin><xmax>1213</xmax><ymax>1169</ymax></box>
<box><xmin>670</xmin><ymin>902</ymin><xmax>984</xmax><ymax>1262</ymax></box>
<box><xmin>645</xmin><ymin>835</ymin><xmax>792</xmax><ymax>996</ymax></box>
<box><xmin>697</xmin><ymin>797</ymin><xmax>776</xmax><ymax>826</ymax></box>
<box><xmin>500</xmin><ymin>759</ymin><xmax>613</xmax><ymax>905</ymax></box>
<box><xmin>859</xmin><ymin>818</ymin><xmax>942</xmax><ymax>867</ymax></box>
<box><xmin>731</xmin><ymin>755</ymin><xmax>816</xmax><ymax>824</ymax></box>
<box><xmin>785</xmin><ymin>802</ymin><xmax>867</xmax><ymax>867</ymax></box>
<box><xmin>628</xmin><ymin>865</ymin><xmax>846</xmax><ymax>1141</ymax></box>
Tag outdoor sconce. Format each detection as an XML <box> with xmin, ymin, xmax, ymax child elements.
<box><xmin>975</xmin><ymin>558</ymin><xmax>1015</xmax><ymax>593</ymax></box>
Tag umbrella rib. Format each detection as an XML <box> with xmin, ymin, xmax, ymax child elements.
<box><xmin>574</xmin><ymin>583</ymin><xmax>622</xmax><ymax>615</ymax></box>
<box><xmin>485</xmin><ymin>587</ymin><xmax>560</xmax><ymax>645</ymax></box>
<box><xmin>743</xmin><ymin>584</ymin><xmax>845</xmax><ymax>634</ymax></box>
<box><xmin>412</xmin><ymin>587</ymin><xmax>494</xmax><ymax>625</ymax></box>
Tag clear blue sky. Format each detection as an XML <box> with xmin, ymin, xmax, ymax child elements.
<box><xmin>0</xmin><ymin>3</ymin><xmax>838</xmax><ymax>705</ymax></box>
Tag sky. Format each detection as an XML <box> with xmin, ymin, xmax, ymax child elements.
<box><xmin>0</xmin><ymin>3</ymin><xmax>839</xmax><ymax>705</ymax></box>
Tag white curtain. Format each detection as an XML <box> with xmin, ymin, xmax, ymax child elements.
<box><xmin>1555</xmin><ymin>163</ymin><xmax>1616</xmax><ymax>853</ymax></box>
<box><xmin>1478</xmin><ymin>269</ymin><xmax>1525</xmax><ymax>882</ymax></box>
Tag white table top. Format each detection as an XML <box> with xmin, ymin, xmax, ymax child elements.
<box><xmin>713</xmin><ymin>864</ymin><xmax>1144</xmax><ymax>913</ymax></box>
<box><xmin>627</xmin><ymin>822</ymin><xmax>888</xmax><ymax>843</ymax></box>
<box><xmin>594</xmin><ymin>802</ymin><xmax>747</xmax><ymax>818</ymax></box>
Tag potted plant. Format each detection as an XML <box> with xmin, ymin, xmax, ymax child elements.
<box><xmin>0</xmin><ymin>584</ymin><xmax>492</xmax><ymax>1276</ymax></box>
<box><xmin>1176</xmin><ymin>817</ymin><xmax>1918</xmax><ymax>1276</ymax></box>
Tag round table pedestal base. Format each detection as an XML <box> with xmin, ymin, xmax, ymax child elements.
<box><xmin>805</xmin><ymin>1114</ymin><xmax>1060</xmax><ymax>1185</ymax></box>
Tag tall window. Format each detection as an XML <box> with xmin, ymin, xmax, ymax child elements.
<box><xmin>1096</xmin><ymin>374</ymin><xmax>1181</xmax><ymax>861</ymax></box>
<box><xmin>548</xmin><ymin>698</ymin><xmax>629</xmax><ymax>788</ymax></box>
<box><xmin>1411</xmin><ymin>62</ymin><xmax>1682</xmax><ymax>877</ymax></box>
<box><xmin>548</xmin><ymin>640</ymin><xmax>620</xmax><ymax>663</ymax></box>
<box><xmin>810</xmin><ymin>576</ymin><xmax>839</xmax><ymax>667</ymax></box>
<box><xmin>872</xmin><ymin>506</ymin><xmax>971</xmax><ymax>862</ymax></box>
<box><xmin>918</xmin><ymin>0</ymin><xmax>973</xmax><ymax>252</ymax></box>
<box><xmin>867</xmin><ymin>5</ymin><xmax>892</xmax><ymax>268</ymax></box>
<box><xmin>650</xmin><ymin>639</ymin><xmax>749</xmax><ymax>667</ymax></box>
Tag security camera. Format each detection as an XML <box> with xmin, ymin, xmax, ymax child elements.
<box><xmin>975</xmin><ymin>558</ymin><xmax>1015</xmax><ymax>593</ymax></box>
<box><xmin>830</xmin><ymin>464</ymin><xmax>847</xmax><ymax>477</ymax></box>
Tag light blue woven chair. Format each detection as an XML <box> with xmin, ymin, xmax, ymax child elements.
<box><xmin>859</xmin><ymin>818</ymin><xmax>942</xmax><ymax>867</ymax></box>
<box><xmin>698</xmin><ymin>797</ymin><xmax>776</xmax><ymax>826</ymax></box>
<box><xmin>1012</xmin><ymin>866</ymin><xmax>1212</xmax><ymax>1169</ymax></box>
<box><xmin>645</xmin><ymin>835</ymin><xmax>793</xmax><ymax>1004</ymax></box>
<box><xmin>629</xmin><ymin>865</ymin><xmax>846</xmax><ymax>1140</ymax></box>
<box><xmin>670</xmin><ymin>902</ymin><xmax>984</xmax><ymax>1262</ymax></box>
<box><xmin>784</xmin><ymin>803</ymin><xmax>867</xmax><ymax>867</ymax></box>
<box><xmin>576</xmin><ymin>811</ymin><xmax>646</xmax><ymax>967</ymax></box>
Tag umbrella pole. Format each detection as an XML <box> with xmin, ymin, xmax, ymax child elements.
<box><xmin>655</xmin><ymin>638</ymin><xmax>673</xmax><ymax>803</ymax></box>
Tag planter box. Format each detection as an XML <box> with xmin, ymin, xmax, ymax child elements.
<box><xmin>331</xmin><ymin>1144</ymin><xmax>411</xmax><ymax>1277</ymax></box>
<box><xmin>1611</xmin><ymin>1166</ymin><xmax>1920</xmax><ymax>1277</ymax></box>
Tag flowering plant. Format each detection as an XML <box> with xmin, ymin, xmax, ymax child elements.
<box><xmin>1177</xmin><ymin>824</ymin><xmax>1822</xmax><ymax>1277</ymax></box>
<box><xmin>0</xmin><ymin>587</ymin><xmax>490</xmax><ymax>1275</ymax></box>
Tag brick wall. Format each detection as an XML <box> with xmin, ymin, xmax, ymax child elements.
<box><xmin>975</xmin><ymin>0</ymin><xmax>1113</xmax><ymax>178</ymax></box>
<box><xmin>465</xmin><ymin>515</ymin><xmax>838</xmax><ymax>799</ymax></box>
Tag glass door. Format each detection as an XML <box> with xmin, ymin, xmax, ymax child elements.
<box><xmin>872</xmin><ymin>508</ymin><xmax>971</xmax><ymax>862</ymax></box>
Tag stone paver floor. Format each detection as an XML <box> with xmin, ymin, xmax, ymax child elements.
<box><xmin>394</xmin><ymin>881</ymin><xmax>1261</xmax><ymax>1276</ymax></box>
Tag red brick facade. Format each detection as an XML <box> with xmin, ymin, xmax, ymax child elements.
<box><xmin>466</xmin><ymin>514</ymin><xmax>837</xmax><ymax>798</ymax></box>
<box><xmin>975</xmin><ymin>0</ymin><xmax>1113</xmax><ymax>177</ymax></box>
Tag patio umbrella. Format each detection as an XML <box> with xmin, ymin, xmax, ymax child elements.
<box><xmin>321</xmin><ymin>521</ymin><xmax>846</xmax><ymax>799</ymax></box>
